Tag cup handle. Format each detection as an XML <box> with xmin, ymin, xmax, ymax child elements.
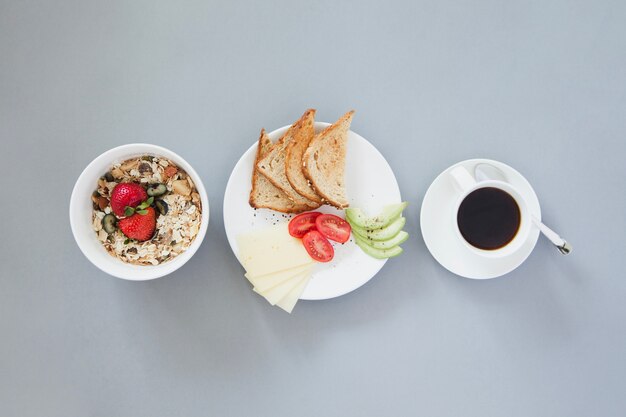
<box><xmin>450</xmin><ymin>166</ymin><xmax>477</xmax><ymax>193</ymax></box>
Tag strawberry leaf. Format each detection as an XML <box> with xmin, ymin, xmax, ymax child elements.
<box><xmin>124</xmin><ymin>206</ymin><xmax>135</xmax><ymax>216</ymax></box>
<box><xmin>136</xmin><ymin>197</ymin><xmax>154</xmax><ymax>210</ymax></box>
<box><xmin>137</xmin><ymin>209</ymin><xmax>148</xmax><ymax>215</ymax></box>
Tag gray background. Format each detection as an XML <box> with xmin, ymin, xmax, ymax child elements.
<box><xmin>1</xmin><ymin>0</ymin><xmax>625</xmax><ymax>416</ymax></box>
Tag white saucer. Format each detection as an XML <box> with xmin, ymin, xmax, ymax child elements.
<box><xmin>420</xmin><ymin>159</ymin><xmax>541</xmax><ymax>279</ymax></box>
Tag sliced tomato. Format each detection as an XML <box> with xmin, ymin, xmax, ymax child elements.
<box><xmin>315</xmin><ymin>214</ymin><xmax>351</xmax><ymax>243</ymax></box>
<box><xmin>301</xmin><ymin>230</ymin><xmax>334</xmax><ymax>262</ymax></box>
<box><xmin>288</xmin><ymin>211</ymin><xmax>322</xmax><ymax>238</ymax></box>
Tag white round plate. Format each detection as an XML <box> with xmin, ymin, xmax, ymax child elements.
<box><xmin>420</xmin><ymin>159</ymin><xmax>541</xmax><ymax>279</ymax></box>
<box><xmin>224</xmin><ymin>122</ymin><xmax>401</xmax><ymax>300</ymax></box>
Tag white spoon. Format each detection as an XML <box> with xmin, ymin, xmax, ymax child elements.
<box><xmin>474</xmin><ymin>163</ymin><xmax>572</xmax><ymax>255</ymax></box>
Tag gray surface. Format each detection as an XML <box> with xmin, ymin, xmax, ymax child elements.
<box><xmin>1</xmin><ymin>1</ymin><xmax>625</xmax><ymax>416</ymax></box>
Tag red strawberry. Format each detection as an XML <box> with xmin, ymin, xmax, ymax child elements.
<box><xmin>118</xmin><ymin>206</ymin><xmax>156</xmax><ymax>242</ymax></box>
<box><xmin>110</xmin><ymin>183</ymin><xmax>148</xmax><ymax>217</ymax></box>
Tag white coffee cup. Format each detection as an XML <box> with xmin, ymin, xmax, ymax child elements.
<box><xmin>450</xmin><ymin>165</ymin><xmax>532</xmax><ymax>258</ymax></box>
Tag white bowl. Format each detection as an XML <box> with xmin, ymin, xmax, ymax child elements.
<box><xmin>69</xmin><ymin>144</ymin><xmax>210</xmax><ymax>280</ymax></box>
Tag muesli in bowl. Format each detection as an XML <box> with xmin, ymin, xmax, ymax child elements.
<box><xmin>91</xmin><ymin>155</ymin><xmax>202</xmax><ymax>266</ymax></box>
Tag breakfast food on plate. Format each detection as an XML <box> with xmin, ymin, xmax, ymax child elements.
<box><xmin>287</xmin><ymin>211</ymin><xmax>322</xmax><ymax>238</ymax></box>
<box><xmin>256</xmin><ymin>109</ymin><xmax>321</xmax><ymax>209</ymax></box>
<box><xmin>314</xmin><ymin>214</ymin><xmax>351</xmax><ymax>243</ymax></box>
<box><xmin>301</xmin><ymin>230</ymin><xmax>335</xmax><ymax>263</ymax></box>
<box><xmin>302</xmin><ymin>110</ymin><xmax>354</xmax><ymax>209</ymax></box>
<box><xmin>249</xmin><ymin>109</ymin><xmax>354</xmax><ymax>213</ymax></box>
<box><xmin>237</xmin><ymin>211</ymin><xmax>353</xmax><ymax>312</ymax></box>
<box><xmin>91</xmin><ymin>155</ymin><xmax>202</xmax><ymax>265</ymax></box>
<box><xmin>249</xmin><ymin>129</ymin><xmax>312</xmax><ymax>213</ymax></box>
<box><xmin>346</xmin><ymin>202</ymin><xmax>409</xmax><ymax>259</ymax></box>
<box><xmin>285</xmin><ymin>110</ymin><xmax>323</xmax><ymax>203</ymax></box>
<box><xmin>240</xmin><ymin>109</ymin><xmax>404</xmax><ymax>309</ymax></box>
<box><xmin>345</xmin><ymin>202</ymin><xmax>408</xmax><ymax>230</ymax></box>
<box><xmin>237</xmin><ymin>223</ymin><xmax>315</xmax><ymax>313</ymax></box>
<box><xmin>288</xmin><ymin>212</ymin><xmax>352</xmax><ymax>262</ymax></box>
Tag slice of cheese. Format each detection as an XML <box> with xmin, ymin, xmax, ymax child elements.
<box><xmin>237</xmin><ymin>223</ymin><xmax>312</xmax><ymax>277</ymax></box>
<box><xmin>245</xmin><ymin>264</ymin><xmax>313</xmax><ymax>293</ymax></box>
<box><xmin>276</xmin><ymin>274</ymin><xmax>311</xmax><ymax>314</ymax></box>
<box><xmin>254</xmin><ymin>271</ymin><xmax>309</xmax><ymax>305</ymax></box>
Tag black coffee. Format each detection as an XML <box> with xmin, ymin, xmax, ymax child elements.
<box><xmin>457</xmin><ymin>187</ymin><xmax>521</xmax><ymax>250</ymax></box>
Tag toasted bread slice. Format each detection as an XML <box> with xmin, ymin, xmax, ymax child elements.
<box><xmin>256</xmin><ymin>110</ymin><xmax>321</xmax><ymax>209</ymax></box>
<box><xmin>302</xmin><ymin>110</ymin><xmax>354</xmax><ymax>209</ymax></box>
<box><xmin>285</xmin><ymin>109</ymin><xmax>323</xmax><ymax>203</ymax></box>
<box><xmin>249</xmin><ymin>129</ymin><xmax>312</xmax><ymax>213</ymax></box>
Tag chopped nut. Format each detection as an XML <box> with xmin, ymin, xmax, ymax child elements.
<box><xmin>138</xmin><ymin>162</ymin><xmax>152</xmax><ymax>174</ymax></box>
<box><xmin>97</xmin><ymin>196</ymin><xmax>109</xmax><ymax>210</ymax></box>
<box><xmin>93</xmin><ymin>215</ymin><xmax>103</xmax><ymax>231</ymax></box>
<box><xmin>164</xmin><ymin>165</ymin><xmax>178</xmax><ymax>179</ymax></box>
<box><xmin>120</xmin><ymin>160</ymin><xmax>137</xmax><ymax>172</ymax></box>
<box><xmin>172</xmin><ymin>180</ymin><xmax>191</xmax><ymax>196</ymax></box>
<box><xmin>111</xmin><ymin>167</ymin><xmax>124</xmax><ymax>179</ymax></box>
